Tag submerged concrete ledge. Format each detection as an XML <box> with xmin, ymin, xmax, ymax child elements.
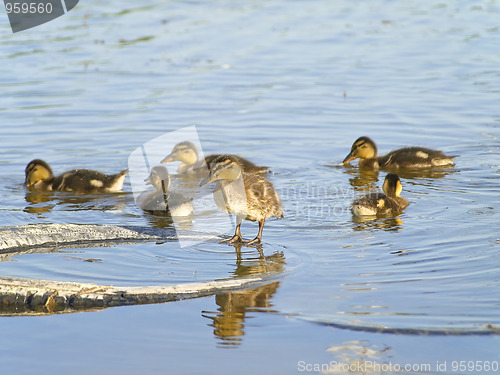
<box><xmin>0</xmin><ymin>224</ymin><xmax>183</xmax><ymax>253</ymax></box>
<box><xmin>0</xmin><ymin>274</ymin><xmax>278</xmax><ymax>316</ymax></box>
<box><xmin>0</xmin><ymin>224</ymin><xmax>280</xmax><ymax>315</ymax></box>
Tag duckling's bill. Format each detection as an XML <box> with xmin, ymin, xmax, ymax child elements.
<box><xmin>160</xmin><ymin>153</ymin><xmax>175</xmax><ymax>164</ymax></box>
<box><xmin>199</xmin><ymin>173</ymin><xmax>217</xmax><ymax>187</ymax></box>
<box><xmin>342</xmin><ymin>152</ymin><xmax>355</xmax><ymax>164</ymax></box>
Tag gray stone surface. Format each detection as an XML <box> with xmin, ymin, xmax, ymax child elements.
<box><xmin>0</xmin><ymin>224</ymin><xmax>278</xmax><ymax>315</ymax></box>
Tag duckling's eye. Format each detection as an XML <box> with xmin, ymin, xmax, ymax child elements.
<box><xmin>353</xmin><ymin>143</ymin><xmax>365</xmax><ymax>151</ymax></box>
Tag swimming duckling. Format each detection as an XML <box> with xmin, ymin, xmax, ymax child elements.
<box><xmin>343</xmin><ymin>136</ymin><xmax>456</xmax><ymax>169</ymax></box>
<box><xmin>161</xmin><ymin>141</ymin><xmax>268</xmax><ymax>175</ymax></box>
<box><xmin>141</xmin><ymin>166</ymin><xmax>193</xmax><ymax>216</ymax></box>
<box><xmin>200</xmin><ymin>155</ymin><xmax>283</xmax><ymax>245</ymax></box>
<box><xmin>352</xmin><ymin>173</ymin><xmax>409</xmax><ymax>216</ymax></box>
<box><xmin>24</xmin><ymin>159</ymin><xmax>127</xmax><ymax>193</ymax></box>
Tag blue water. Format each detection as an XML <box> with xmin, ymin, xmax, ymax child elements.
<box><xmin>1</xmin><ymin>1</ymin><xmax>500</xmax><ymax>373</ymax></box>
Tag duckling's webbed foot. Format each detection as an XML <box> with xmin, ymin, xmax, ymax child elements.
<box><xmin>220</xmin><ymin>234</ymin><xmax>242</xmax><ymax>244</ymax></box>
<box><xmin>244</xmin><ymin>236</ymin><xmax>261</xmax><ymax>246</ymax></box>
<box><xmin>220</xmin><ymin>223</ymin><xmax>243</xmax><ymax>244</ymax></box>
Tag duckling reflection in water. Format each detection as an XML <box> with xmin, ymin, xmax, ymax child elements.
<box><xmin>343</xmin><ymin>166</ymin><xmax>380</xmax><ymax>192</ymax></box>
<box><xmin>140</xmin><ymin>166</ymin><xmax>193</xmax><ymax>217</ymax></box>
<box><xmin>202</xmin><ymin>245</ymin><xmax>284</xmax><ymax>346</ymax></box>
<box><xmin>203</xmin><ymin>281</ymin><xmax>280</xmax><ymax>346</ymax></box>
<box><xmin>352</xmin><ymin>216</ymin><xmax>405</xmax><ymax>231</ymax></box>
<box><xmin>24</xmin><ymin>190</ymin><xmax>54</xmax><ymax>215</ymax></box>
<box><xmin>161</xmin><ymin>141</ymin><xmax>268</xmax><ymax>176</ymax></box>
<box><xmin>343</xmin><ymin>136</ymin><xmax>456</xmax><ymax>169</ymax></box>
<box><xmin>200</xmin><ymin>155</ymin><xmax>283</xmax><ymax>245</ymax></box>
<box><xmin>352</xmin><ymin>174</ymin><xmax>409</xmax><ymax>217</ymax></box>
<box><xmin>25</xmin><ymin>159</ymin><xmax>127</xmax><ymax>193</ymax></box>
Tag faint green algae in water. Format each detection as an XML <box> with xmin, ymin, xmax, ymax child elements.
<box><xmin>119</xmin><ymin>36</ymin><xmax>155</xmax><ymax>46</ymax></box>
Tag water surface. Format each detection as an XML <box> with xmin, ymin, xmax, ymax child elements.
<box><xmin>1</xmin><ymin>0</ymin><xmax>499</xmax><ymax>373</ymax></box>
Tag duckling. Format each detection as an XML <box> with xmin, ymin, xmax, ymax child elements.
<box><xmin>352</xmin><ymin>173</ymin><xmax>409</xmax><ymax>216</ymax></box>
<box><xmin>161</xmin><ymin>141</ymin><xmax>268</xmax><ymax>175</ymax></box>
<box><xmin>24</xmin><ymin>159</ymin><xmax>127</xmax><ymax>193</ymax></box>
<box><xmin>141</xmin><ymin>166</ymin><xmax>193</xmax><ymax>217</ymax></box>
<box><xmin>199</xmin><ymin>155</ymin><xmax>283</xmax><ymax>245</ymax></box>
<box><xmin>343</xmin><ymin>136</ymin><xmax>456</xmax><ymax>169</ymax></box>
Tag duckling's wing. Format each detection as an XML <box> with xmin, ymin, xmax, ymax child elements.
<box><xmin>352</xmin><ymin>192</ymin><xmax>386</xmax><ymax>211</ymax></box>
<box><xmin>243</xmin><ymin>174</ymin><xmax>283</xmax><ymax>219</ymax></box>
<box><xmin>352</xmin><ymin>191</ymin><xmax>408</xmax><ymax>216</ymax></box>
<box><xmin>380</xmin><ymin>147</ymin><xmax>454</xmax><ymax>168</ymax></box>
<box><xmin>382</xmin><ymin>196</ymin><xmax>406</xmax><ymax>212</ymax></box>
<box><xmin>54</xmin><ymin>169</ymin><xmax>125</xmax><ymax>193</ymax></box>
<box><xmin>393</xmin><ymin>196</ymin><xmax>410</xmax><ymax>210</ymax></box>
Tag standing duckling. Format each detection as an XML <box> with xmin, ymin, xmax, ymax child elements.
<box><xmin>352</xmin><ymin>173</ymin><xmax>409</xmax><ymax>216</ymax></box>
<box><xmin>24</xmin><ymin>159</ymin><xmax>127</xmax><ymax>193</ymax></box>
<box><xmin>343</xmin><ymin>136</ymin><xmax>456</xmax><ymax>169</ymax></box>
<box><xmin>141</xmin><ymin>166</ymin><xmax>193</xmax><ymax>217</ymax></box>
<box><xmin>199</xmin><ymin>155</ymin><xmax>283</xmax><ymax>245</ymax></box>
<box><xmin>161</xmin><ymin>141</ymin><xmax>268</xmax><ymax>175</ymax></box>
